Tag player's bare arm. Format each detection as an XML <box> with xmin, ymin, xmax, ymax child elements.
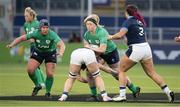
<box><xmin>108</xmin><ymin>29</ymin><xmax>127</xmax><ymax>40</ymax></box>
<box><xmin>57</xmin><ymin>40</ymin><xmax>66</xmax><ymax>57</ymax></box>
<box><xmin>83</xmin><ymin>40</ymin><xmax>91</xmax><ymax>48</ymax></box>
<box><xmin>6</xmin><ymin>35</ymin><xmax>27</xmax><ymax>48</ymax></box>
<box><xmin>90</xmin><ymin>44</ymin><xmax>107</xmax><ymax>54</ymax></box>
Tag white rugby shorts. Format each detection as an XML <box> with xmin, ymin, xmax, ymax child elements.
<box><xmin>126</xmin><ymin>43</ymin><xmax>152</xmax><ymax>62</ymax></box>
<box><xmin>70</xmin><ymin>48</ymin><xmax>97</xmax><ymax>65</ymax></box>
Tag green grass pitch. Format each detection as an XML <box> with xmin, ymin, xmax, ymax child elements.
<box><xmin>0</xmin><ymin>42</ymin><xmax>180</xmax><ymax>106</ymax></box>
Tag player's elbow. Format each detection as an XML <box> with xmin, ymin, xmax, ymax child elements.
<box><xmin>19</xmin><ymin>35</ymin><xmax>27</xmax><ymax>41</ymax></box>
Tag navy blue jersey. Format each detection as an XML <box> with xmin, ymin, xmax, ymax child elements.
<box><xmin>122</xmin><ymin>17</ymin><xmax>147</xmax><ymax>45</ymax></box>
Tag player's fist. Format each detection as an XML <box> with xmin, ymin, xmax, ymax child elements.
<box><xmin>174</xmin><ymin>36</ymin><xmax>180</xmax><ymax>42</ymax></box>
<box><xmin>6</xmin><ymin>44</ymin><xmax>13</xmax><ymax>48</ymax></box>
<box><xmin>108</xmin><ymin>35</ymin><xmax>113</xmax><ymax>40</ymax></box>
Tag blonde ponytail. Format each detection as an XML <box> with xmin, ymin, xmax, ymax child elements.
<box><xmin>24</xmin><ymin>7</ymin><xmax>37</xmax><ymax>20</ymax></box>
<box><xmin>84</xmin><ymin>14</ymin><xmax>103</xmax><ymax>27</ymax></box>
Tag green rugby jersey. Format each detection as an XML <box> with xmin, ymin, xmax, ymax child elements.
<box><xmin>23</xmin><ymin>19</ymin><xmax>39</xmax><ymax>47</ymax></box>
<box><xmin>26</xmin><ymin>29</ymin><xmax>61</xmax><ymax>52</ymax></box>
<box><xmin>23</xmin><ymin>19</ymin><xmax>39</xmax><ymax>34</ymax></box>
<box><xmin>84</xmin><ymin>27</ymin><xmax>117</xmax><ymax>54</ymax></box>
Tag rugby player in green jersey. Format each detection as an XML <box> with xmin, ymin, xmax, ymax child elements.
<box><xmin>83</xmin><ymin>14</ymin><xmax>140</xmax><ymax>101</ymax></box>
<box><xmin>23</xmin><ymin>7</ymin><xmax>45</xmax><ymax>96</ymax></box>
<box><xmin>7</xmin><ymin>19</ymin><xmax>66</xmax><ymax>98</ymax></box>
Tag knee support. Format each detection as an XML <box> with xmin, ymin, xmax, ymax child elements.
<box><xmin>92</xmin><ymin>70</ymin><xmax>100</xmax><ymax>78</ymax></box>
<box><xmin>68</xmin><ymin>71</ymin><xmax>77</xmax><ymax>79</ymax></box>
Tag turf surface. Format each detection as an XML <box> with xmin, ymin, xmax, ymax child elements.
<box><xmin>0</xmin><ymin>43</ymin><xmax>180</xmax><ymax>106</ymax></box>
<box><xmin>0</xmin><ymin>64</ymin><xmax>180</xmax><ymax>106</ymax></box>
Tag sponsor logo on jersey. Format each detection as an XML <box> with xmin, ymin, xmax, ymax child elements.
<box><xmin>38</xmin><ymin>45</ymin><xmax>49</xmax><ymax>49</ymax></box>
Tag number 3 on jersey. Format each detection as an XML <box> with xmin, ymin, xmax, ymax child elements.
<box><xmin>139</xmin><ymin>27</ymin><xmax>144</xmax><ymax>36</ymax></box>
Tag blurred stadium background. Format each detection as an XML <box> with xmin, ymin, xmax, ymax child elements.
<box><xmin>1</xmin><ymin>0</ymin><xmax>180</xmax><ymax>42</ymax></box>
<box><xmin>0</xmin><ymin>0</ymin><xmax>180</xmax><ymax>64</ymax></box>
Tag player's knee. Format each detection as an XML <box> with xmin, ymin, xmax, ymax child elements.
<box><xmin>47</xmin><ymin>72</ymin><xmax>54</xmax><ymax>77</ymax></box>
<box><xmin>87</xmin><ymin>74</ymin><xmax>93</xmax><ymax>80</ymax></box>
<box><xmin>27</xmin><ymin>67</ymin><xmax>35</xmax><ymax>74</ymax></box>
<box><xmin>91</xmin><ymin>70</ymin><xmax>100</xmax><ymax>78</ymax></box>
<box><xmin>69</xmin><ymin>71</ymin><xmax>77</xmax><ymax>79</ymax></box>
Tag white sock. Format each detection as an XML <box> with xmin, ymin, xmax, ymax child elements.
<box><xmin>162</xmin><ymin>86</ymin><xmax>171</xmax><ymax>95</ymax></box>
<box><xmin>101</xmin><ymin>92</ymin><xmax>107</xmax><ymax>97</ymax></box>
<box><xmin>119</xmin><ymin>87</ymin><xmax>126</xmax><ymax>97</ymax></box>
<box><xmin>61</xmin><ymin>94</ymin><xmax>68</xmax><ymax>100</ymax></box>
<box><xmin>40</xmin><ymin>83</ymin><xmax>46</xmax><ymax>89</ymax></box>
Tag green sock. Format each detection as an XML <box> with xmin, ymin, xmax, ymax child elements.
<box><xmin>127</xmin><ymin>83</ymin><xmax>137</xmax><ymax>93</ymax></box>
<box><xmin>28</xmin><ymin>72</ymin><xmax>38</xmax><ymax>86</ymax></box>
<box><xmin>90</xmin><ymin>87</ymin><xmax>97</xmax><ymax>96</ymax></box>
<box><xmin>34</xmin><ymin>68</ymin><xmax>45</xmax><ymax>85</ymax></box>
<box><xmin>45</xmin><ymin>77</ymin><xmax>54</xmax><ymax>93</ymax></box>
<box><xmin>39</xmin><ymin>68</ymin><xmax>45</xmax><ymax>83</ymax></box>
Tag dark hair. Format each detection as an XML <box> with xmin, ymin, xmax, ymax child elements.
<box><xmin>126</xmin><ymin>4</ymin><xmax>146</xmax><ymax>26</ymax></box>
<box><xmin>39</xmin><ymin>19</ymin><xmax>50</xmax><ymax>28</ymax></box>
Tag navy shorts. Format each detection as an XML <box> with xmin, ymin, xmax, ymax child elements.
<box><xmin>100</xmin><ymin>48</ymin><xmax>119</xmax><ymax>64</ymax></box>
<box><xmin>125</xmin><ymin>46</ymin><xmax>132</xmax><ymax>57</ymax></box>
<box><xmin>31</xmin><ymin>49</ymin><xmax>57</xmax><ymax>64</ymax></box>
<box><xmin>30</xmin><ymin>46</ymin><xmax>35</xmax><ymax>53</ymax></box>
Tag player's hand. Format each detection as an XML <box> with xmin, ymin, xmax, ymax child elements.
<box><xmin>84</xmin><ymin>44</ymin><xmax>90</xmax><ymax>49</ymax></box>
<box><xmin>108</xmin><ymin>35</ymin><xmax>113</xmax><ymax>40</ymax></box>
<box><xmin>56</xmin><ymin>52</ymin><xmax>63</xmax><ymax>57</ymax></box>
<box><xmin>6</xmin><ymin>44</ymin><xmax>13</xmax><ymax>48</ymax></box>
<box><xmin>174</xmin><ymin>36</ymin><xmax>180</xmax><ymax>42</ymax></box>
